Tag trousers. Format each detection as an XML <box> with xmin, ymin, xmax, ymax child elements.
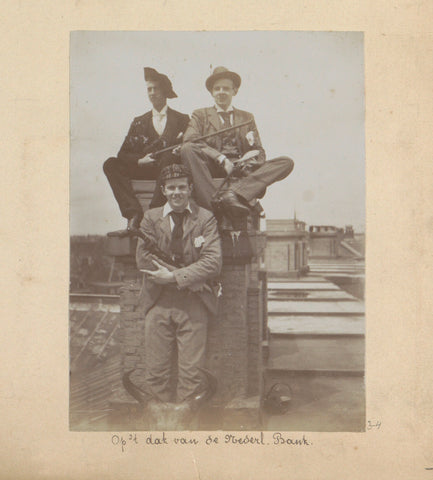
<box><xmin>103</xmin><ymin>152</ymin><xmax>178</xmax><ymax>219</ymax></box>
<box><xmin>180</xmin><ymin>142</ymin><xmax>294</xmax><ymax>210</ymax></box>
<box><xmin>144</xmin><ymin>287</ymin><xmax>209</xmax><ymax>403</ymax></box>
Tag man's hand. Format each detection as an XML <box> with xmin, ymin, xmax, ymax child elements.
<box><xmin>221</xmin><ymin>157</ymin><xmax>234</xmax><ymax>175</ymax></box>
<box><xmin>138</xmin><ymin>153</ymin><xmax>155</xmax><ymax>166</ymax></box>
<box><xmin>234</xmin><ymin>149</ymin><xmax>262</xmax><ymax>175</ymax></box>
<box><xmin>238</xmin><ymin>149</ymin><xmax>260</xmax><ymax>163</ymax></box>
<box><xmin>141</xmin><ymin>260</ymin><xmax>176</xmax><ymax>284</ymax></box>
<box><xmin>171</xmin><ymin>145</ymin><xmax>181</xmax><ymax>156</ymax></box>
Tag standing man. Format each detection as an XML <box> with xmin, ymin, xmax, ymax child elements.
<box><xmin>104</xmin><ymin>68</ymin><xmax>190</xmax><ymax>236</ymax></box>
<box><xmin>180</xmin><ymin>66</ymin><xmax>294</xmax><ymax>217</ymax></box>
<box><xmin>136</xmin><ymin>164</ymin><xmax>222</xmax><ymax>403</ymax></box>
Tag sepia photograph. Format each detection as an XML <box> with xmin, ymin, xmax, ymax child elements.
<box><xmin>69</xmin><ymin>30</ymin><xmax>365</xmax><ymax>432</ymax></box>
<box><xmin>3</xmin><ymin>0</ymin><xmax>433</xmax><ymax>476</ymax></box>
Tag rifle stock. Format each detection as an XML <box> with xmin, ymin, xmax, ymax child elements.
<box><xmin>127</xmin><ymin>228</ymin><xmax>182</xmax><ymax>268</ymax></box>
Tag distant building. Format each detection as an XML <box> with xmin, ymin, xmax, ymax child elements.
<box><xmin>308</xmin><ymin>225</ymin><xmax>364</xmax><ymax>259</ymax></box>
<box><xmin>308</xmin><ymin>225</ymin><xmax>344</xmax><ymax>258</ymax></box>
<box><xmin>70</xmin><ymin>235</ymin><xmax>124</xmax><ymax>292</ymax></box>
<box><xmin>265</xmin><ymin>218</ymin><xmax>309</xmax><ymax>277</ymax></box>
<box><xmin>344</xmin><ymin>225</ymin><xmax>354</xmax><ymax>238</ymax></box>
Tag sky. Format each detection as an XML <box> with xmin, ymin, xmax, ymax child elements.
<box><xmin>70</xmin><ymin>31</ymin><xmax>364</xmax><ymax>235</ymax></box>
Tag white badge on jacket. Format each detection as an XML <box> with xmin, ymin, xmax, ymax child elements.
<box><xmin>194</xmin><ymin>235</ymin><xmax>205</xmax><ymax>248</ymax></box>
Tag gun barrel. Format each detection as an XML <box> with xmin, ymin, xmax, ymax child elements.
<box><xmin>153</xmin><ymin>119</ymin><xmax>253</xmax><ymax>157</ymax></box>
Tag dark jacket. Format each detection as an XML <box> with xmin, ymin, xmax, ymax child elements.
<box><xmin>118</xmin><ymin>107</ymin><xmax>190</xmax><ymax>164</ymax></box>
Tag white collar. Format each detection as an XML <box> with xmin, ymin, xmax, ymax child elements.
<box><xmin>152</xmin><ymin>104</ymin><xmax>168</xmax><ymax>117</ymax></box>
<box><xmin>163</xmin><ymin>202</ymin><xmax>192</xmax><ymax>217</ymax></box>
<box><xmin>215</xmin><ymin>104</ymin><xmax>234</xmax><ymax>113</ymax></box>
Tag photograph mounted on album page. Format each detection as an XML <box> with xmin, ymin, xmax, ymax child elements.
<box><xmin>69</xmin><ymin>30</ymin><xmax>365</xmax><ymax>433</ymax></box>
<box><xmin>2</xmin><ymin>1</ymin><xmax>433</xmax><ymax>479</ymax></box>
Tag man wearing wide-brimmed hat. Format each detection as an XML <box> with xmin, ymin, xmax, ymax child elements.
<box><xmin>180</xmin><ymin>66</ymin><xmax>294</xmax><ymax>217</ymax></box>
<box><xmin>104</xmin><ymin>68</ymin><xmax>190</xmax><ymax>236</ymax></box>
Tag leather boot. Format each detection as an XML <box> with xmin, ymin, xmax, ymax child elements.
<box><xmin>216</xmin><ymin>190</ymin><xmax>249</xmax><ymax>217</ymax></box>
<box><xmin>107</xmin><ymin>213</ymin><xmax>142</xmax><ymax>237</ymax></box>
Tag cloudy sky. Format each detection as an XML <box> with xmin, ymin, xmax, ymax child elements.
<box><xmin>70</xmin><ymin>31</ymin><xmax>364</xmax><ymax>235</ymax></box>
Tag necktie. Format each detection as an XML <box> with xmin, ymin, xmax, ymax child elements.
<box><xmin>170</xmin><ymin>211</ymin><xmax>186</xmax><ymax>264</ymax></box>
<box><xmin>219</xmin><ymin>111</ymin><xmax>232</xmax><ymax>128</ymax></box>
<box><xmin>219</xmin><ymin>111</ymin><xmax>238</xmax><ymax>156</ymax></box>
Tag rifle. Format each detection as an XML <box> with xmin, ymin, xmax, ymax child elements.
<box><xmin>127</xmin><ymin>228</ymin><xmax>183</xmax><ymax>269</ymax></box>
<box><xmin>151</xmin><ymin>119</ymin><xmax>254</xmax><ymax>158</ymax></box>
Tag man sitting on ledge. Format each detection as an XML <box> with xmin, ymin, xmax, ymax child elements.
<box><xmin>180</xmin><ymin>66</ymin><xmax>294</xmax><ymax>219</ymax></box>
<box><xmin>104</xmin><ymin>67</ymin><xmax>189</xmax><ymax>236</ymax></box>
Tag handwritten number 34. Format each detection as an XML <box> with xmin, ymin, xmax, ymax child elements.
<box><xmin>367</xmin><ymin>420</ymin><xmax>381</xmax><ymax>430</ymax></box>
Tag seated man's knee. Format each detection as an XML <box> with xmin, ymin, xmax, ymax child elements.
<box><xmin>103</xmin><ymin>156</ymin><xmax>118</xmax><ymax>173</ymax></box>
<box><xmin>286</xmin><ymin>157</ymin><xmax>295</xmax><ymax>174</ymax></box>
<box><xmin>279</xmin><ymin>156</ymin><xmax>294</xmax><ymax>175</ymax></box>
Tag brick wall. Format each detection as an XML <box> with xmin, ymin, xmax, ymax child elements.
<box><xmin>115</xmin><ymin>233</ymin><xmax>266</xmax><ymax>407</ymax></box>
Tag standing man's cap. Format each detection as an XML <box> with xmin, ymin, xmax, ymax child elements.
<box><xmin>144</xmin><ymin>67</ymin><xmax>177</xmax><ymax>98</ymax></box>
<box><xmin>205</xmin><ymin>66</ymin><xmax>241</xmax><ymax>92</ymax></box>
<box><xmin>160</xmin><ymin>164</ymin><xmax>193</xmax><ymax>184</ymax></box>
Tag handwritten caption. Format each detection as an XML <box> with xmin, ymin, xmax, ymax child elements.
<box><xmin>367</xmin><ymin>420</ymin><xmax>381</xmax><ymax>430</ymax></box>
<box><xmin>111</xmin><ymin>432</ymin><xmax>312</xmax><ymax>452</ymax></box>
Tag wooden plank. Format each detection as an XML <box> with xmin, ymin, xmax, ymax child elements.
<box><xmin>268</xmin><ymin>290</ymin><xmax>357</xmax><ymax>301</ymax></box>
<box><xmin>268</xmin><ymin>282</ymin><xmax>339</xmax><ymax>290</ymax></box>
<box><xmin>268</xmin><ymin>315</ymin><xmax>364</xmax><ymax>335</ymax></box>
<box><xmin>309</xmin><ymin>263</ymin><xmax>364</xmax><ymax>267</ymax></box>
<box><xmin>323</xmin><ymin>273</ymin><xmax>365</xmax><ymax>279</ymax></box>
<box><xmin>309</xmin><ymin>266</ymin><xmax>364</xmax><ymax>272</ymax></box>
<box><xmin>268</xmin><ymin>276</ymin><xmax>327</xmax><ymax>283</ymax></box>
<box><xmin>310</xmin><ymin>270</ymin><xmax>364</xmax><ymax>275</ymax></box>
<box><xmin>268</xmin><ymin>300</ymin><xmax>365</xmax><ymax>315</ymax></box>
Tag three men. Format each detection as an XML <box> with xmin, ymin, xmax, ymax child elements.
<box><xmin>136</xmin><ymin>164</ymin><xmax>222</xmax><ymax>402</ymax></box>
<box><xmin>180</xmin><ymin>66</ymin><xmax>294</xmax><ymax>217</ymax></box>
<box><xmin>104</xmin><ymin>66</ymin><xmax>294</xmax><ymax>409</ymax></box>
<box><xmin>104</xmin><ymin>68</ymin><xmax>189</xmax><ymax>235</ymax></box>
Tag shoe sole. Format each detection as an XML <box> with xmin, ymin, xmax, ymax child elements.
<box><xmin>107</xmin><ymin>230</ymin><xmax>130</xmax><ymax>238</ymax></box>
<box><xmin>225</xmin><ymin>205</ymin><xmax>249</xmax><ymax>216</ymax></box>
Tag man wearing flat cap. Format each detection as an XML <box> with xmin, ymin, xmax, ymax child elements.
<box><xmin>180</xmin><ymin>66</ymin><xmax>294</xmax><ymax>217</ymax></box>
<box><xmin>136</xmin><ymin>163</ymin><xmax>222</xmax><ymax>403</ymax></box>
<box><xmin>104</xmin><ymin>68</ymin><xmax>190</xmax><ymax>235</ymax></box>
